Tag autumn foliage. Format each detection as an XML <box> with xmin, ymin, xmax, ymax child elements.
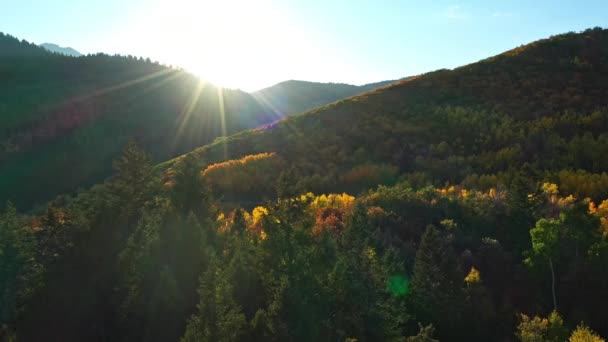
<box><xmin>202</xmin><ymin>152</ymin><xmax>283</xmax><ymax>199</ymax></box>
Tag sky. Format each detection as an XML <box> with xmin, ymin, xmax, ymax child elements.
<box><xmin>2</xmin><ymin>0</ymin><xmax>607</xmax><ymax>91</ymax></box>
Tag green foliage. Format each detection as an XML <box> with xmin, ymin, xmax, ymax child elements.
<box><xmin>109</xmin><ymin>140</ymin><xmax>157</xmax><ymax>222</ymax></box>
<box><xmin>409</xmin><ymin>225</ymin><xmax>468</xmax><ymax>339</ymax></box>
<box><xmin>169</xmin><ymin>153</ymin><xmax>210</xmax><ymax>215</ymax></box>
<box><xmin>0</xmin><ymin>202</ymin><xmax>42</xmax><ymax>328</ymax></box>
<box><xmin>182</xmin><ymin>255</ymin><xmax>247</xmax><ymax>342</ymax></box>
<box><xmin>119</xmin><ymin>197</ymin><xmax>212</xmax><ymax>341</ymax></box>
<box><xmin>528</xmin><ymin>219</ymin><xmax>562</xmax><ymax>261</ymax></box>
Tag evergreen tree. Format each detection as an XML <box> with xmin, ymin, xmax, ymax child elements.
<box><xmin>119</xmin><ymin>197</ymin><xmax>211</xmax><ymax>342</ymax></box>
<box><xmin>170</xmin><ymin>153</ymin><xmax>210</xmax><ymax>216</ymax></box>
<box><xmin>409</xmin><ymin>224</ymin><xmax>468</xmax><ymax>339</ymax></box>
<box><xmin>328</xmin><ymin>203</ymin><xmax>409</xmax><ymax>340</ymax></box>
<box><xmin>0</xmin><ymin>202</ymin><xmax>41</xmax><ymax>332</ymax></box>
<box><xmin>276</xmin><ymin>167</ymin><xmax>304</xmax><ymax>199</ymax></box>
<box><xmin>109</xmin><ymin>140</ymin><xmax>156</xmax><ymax>222</ymax></box>
<box><xmin>36</xmin><ymin>205</ymin><xmax>74</xmax><ymax>264</ymax></box>
<box><xmin>406</xmin><ymin>323</ymin><xmax>440</xmax><ymax>342</ymax></box>
<box><xmin>505</xmin><ymin>172</ymin><xmax>538</xmax><ymax>252</ymax></box>
<box><xmin>182</xmin><ymin>255</ymin><xmax>247</xmax><ymax>342</ymax></box>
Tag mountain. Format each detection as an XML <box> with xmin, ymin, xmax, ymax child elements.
<box><xmin>163</xmin><ymin>27</ymin><xmax>608</xmax><ymax>203</ymax></box>
<box><xmin>251</xmin><ymin>79</ymin><xmax>399</xmax><ymax>116</ymax></box>
<box><xmin>40</xmin><ymin>42</ymin><xmax>83</xmax><ymax>57</ymax></box>
<box><xmin>4</xmin><ymin>28</ymin><xmax>608</xmax><ymax>342</ymax></box>
<box><xmin>0</xmin><ymin>32</ymin><xmax>397</xmax><ymax>209</ymax></box>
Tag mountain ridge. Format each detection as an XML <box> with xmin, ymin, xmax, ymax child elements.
<box><xmin>251</xmin><ymin>78</ymin><xmax>401</xmax><ymax>117</ymax></box>
<box><xmin>40</xmin><ymin>42</ymin><xmax>83</xmax><ymax>56</ymax></box>
<box><xmin>161</xmin><ymin>27</ymin><xmax>608</xmax><ymax>203</ymax></box>
<box><xmin>0</xmin><ymin>32</ymin><xmax>400</xmax><ymax>209</ymax></box>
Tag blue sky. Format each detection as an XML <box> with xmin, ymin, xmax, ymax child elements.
<box><xmin>2</xmin><ymin>0</ymin><xmax>607</xmax><ymax>91</ymax></box>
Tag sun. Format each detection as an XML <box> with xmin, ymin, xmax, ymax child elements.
<box><xmin>119</xmin><ymin>0</ymin><xmax>319</xmax><ymax>91</ymax></box>
<box><xmin>160</xmin><ymin>0</ymin><xmax>292</xmax><ymax>91</ymax></box>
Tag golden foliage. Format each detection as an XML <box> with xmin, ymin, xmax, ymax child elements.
<box><xmin>542</xmin><ymin>182</ymin><xmax>576</xmax><ymax>218</ymax></box>
<box><xmin>517</xmin><ymin>314</ymin><xmax>548</xmax><ymax>342</ymax></box>
<box><xmin>589</xmin><ymin>199</ymin><xmax>608</xmax><ymax>237</ymax></box>
<box><xmin>436</xmin><ymin>186</ymin><xmax>507</xmax><ymax>204</ymax></box>
<box><xmin>162</xmin><ymin>168</ymin><xmax>176</xmax><ymax>188</ymax></box>
<box><xmin>309</xmin><ymin>193</ymin><xmax>356</xmax><ymax>211</ymax></box>
<box><xmin>517</xmin><ymin>311</ymin><xmax>566</xmax><ymax>342</ymax></box>
<box><xmin>569</xmin><ymin>324</ymin><xmax>605</xmax><ymax>342</ymax></box>
<box><xmin>365</xmin><ymin>247</ymin><xmax>377</xmax><ymax>261</ymax></box>
<box><xmin>308</xmin><ymin>193</ymin><xmax>355</xmax><ymax>236</ymax></box>
<box><xmin>464</xmin><ymin>267</ymin><xmax>481</xmax><ymax>286</ymax></box>
<box><xmin>202</xmin><ymin>153</ymin><xmax>282</xmax><ymax>197</ymax></box>
<box><xmin>249</xmin><ymin>206</ymin><xmax>269</xmax><ymax>234</ymax></box>
<box><xmin>542</xmin><ymin>182</ymin><xmax>559</xmax><ymax>196</ymax></box>
<box><xmin>202</xmin><ymin>152</ymin><xmax>277</xmax><ymax>176</ymax></box>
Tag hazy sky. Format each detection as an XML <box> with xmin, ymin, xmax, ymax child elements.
<box><xmin>3</xmin><ymin>0</ymin><xmax>607</xmax><ymax>91</ymax></box>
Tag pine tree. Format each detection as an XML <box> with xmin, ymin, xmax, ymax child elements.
<box><xmin>182</xmin><ymin>255</ymin><xmax>246</xmax><ymax>342</ymax></box>
<box><xmin>276</xmin><ymin>167</ymin><xmax>304</xmax><ymax>199</ymax></box>
<box><xmin>170</xmin><ymin>153</ymin><xmax>210</xmax><ymax>216</ymax></box>
<box><xmin>328</xmin><ymin>203</ymin><xmax>409</xmax><ymax>340</ymax></box>
<box><xmin>506</xmin><ymin>173</ymin><xmax>537</xmax><ymax>252</ymax></box>
<box><xmin>144</xmin><ymin>266</ymin><xmax>184</xmax><ymax>342</ymax></box>
<box><xmin>109</xmin><ymin>140</ymin><xmax>156</xmax><ymax>222</ymax></box>
<box><xmin>409</xmin><ymin>224</ymin><xmax>468</xmax><ymax>339</ymax></box>
<box><xmin>37</xmin><ymin>205</ymin><xmax>73</xmax><ymax>263</ymax></box>
<box><xmin>0</xmin><ymin>202</ymin><xmax>41</xmax><ymax>330</ymax></box>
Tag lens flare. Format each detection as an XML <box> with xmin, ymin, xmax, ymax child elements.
<box><xmin>387</xmin><ymin>275</ymin><xmax>409</xmax><ymax>297</ymax></box>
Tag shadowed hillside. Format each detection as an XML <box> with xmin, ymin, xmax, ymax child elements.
<box><xmin>0</xmin><ymin>32</ymin><xmax>396</xmax><ymax>208</ymax></box>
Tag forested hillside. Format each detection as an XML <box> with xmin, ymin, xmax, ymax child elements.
<box><xmin>251</xmin><ymin>79</ymin><xmax>399</xmax><ymax>117</ymax></box>
<box><xmin>0</xmin><ymin>32</ymin><xmax>395</xmax><ymax>209</ymax></box>
<box><xmin>165</xmin><ymin>27</ymin><xmax>608</xmax><ymax>203</ymax></box>
<box><xmin>2</xmin><ymin>28</ymin><xmax>608</xmax><ymax>342</ymax></box>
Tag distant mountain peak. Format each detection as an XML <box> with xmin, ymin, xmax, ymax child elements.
<box><xmin>40</xmin><ymin>43</ymin><xmax>82</xmax><ymax>57</ymax></box>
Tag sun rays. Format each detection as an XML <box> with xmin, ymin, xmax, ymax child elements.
<box><xmin>217</xmin><ymin>87</ymin><xmax>228</xmax><ymax>159</ymax></box>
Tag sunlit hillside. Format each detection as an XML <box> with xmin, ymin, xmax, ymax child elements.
<box><xmin>164</xmin><ymin>28</ymin><xmax>608</xmax><ymax>203</ymax></box>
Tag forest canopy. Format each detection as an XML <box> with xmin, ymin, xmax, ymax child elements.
<box><xmin>2</xmin><ymin>28</ymin><xmax>608</xmax><ymax>341</ymax></box>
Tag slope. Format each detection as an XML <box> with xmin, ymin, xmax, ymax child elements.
<box><xmin>6</xmin><ymin>28</ymin><xmax>608</xmax><ymax>342</ymax></box>
<box><xmin>0</xmin><ymin>32</ymin><xmax>397</xmax><ymax>208</ymax></box>
<box><xmin>252</xmin><ymin>79</ymin><xmax>398</xmax><ymax>116</ymax></box>
<box><xmin>0</xmin><ymin>33</ymin><xmax>274</xmax><ymax>208</ymax></box>
<box><xmin>40</xmin><ymin>43</ymin><xmax>83</xmax><ymax>57</ymax></box>
<box><xmin>164</xmin><ymin>27</ymin><xmax>608</xmax><ymax>202</ymax></box>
